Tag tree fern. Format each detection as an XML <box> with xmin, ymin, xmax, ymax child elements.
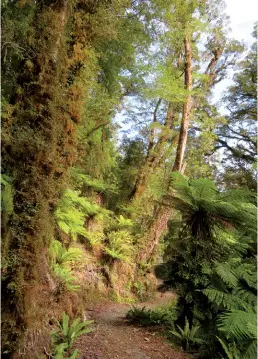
<box><xmin>202</xmin><ymin>259</ymin><xmax>257</xmax><ymax>358</ymax></box>
<box><xmin>217</xmin><ymin>310</ymin><xmax>257</xmax><ymax>340</ymax></box>
<box><xmin>214</xmin><ymin>263</ymin><xmax>239</xmax><ymax>288</ymax></box>
<box><xmin>158</xmin><ymin>174</ymin><xmax>257</xmax><ymax>357</ymax></box>
<box><xmin>202</xmin><ymin>288</ymin><xmax>251</xmax><ymax>311</ymax></box>
<box><xmin>167</xmin><ymin>174</ymin><xmax>256</xmax><ymax>241</ymax></box>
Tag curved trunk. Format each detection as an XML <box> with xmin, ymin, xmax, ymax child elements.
<box><xmin>139</xmin><ymin>205</ymin><xmax>172</xmax><ymax>263</ymax></box>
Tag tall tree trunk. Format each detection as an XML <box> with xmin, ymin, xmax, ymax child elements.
<box><xmin>139</xmin><ymin>205</ymin><xmax>172</xmax><ymax>263</ymax></box>
<box><xmin>1</xmin><ymin>2</ymin><xmax>75</xmax><ymax>356</ymax></box>
<box><xmin>139</xmin><ymin>35</ymin><xmax>192</xmax><ymax>263</ymax></box>
<box><xmin>173</xmin><ymin>34</ymin><xmax>192</xmax><ymax>172</ymax></box>
<box><xmin>131</xmin><ymin>101</ymin><xmax>174</xmax><ymax>199</ymax></box>
<box><xmin>137</xmin><ymin>37</ymin><xmax>227</xmax><ymax>264</ymax></box>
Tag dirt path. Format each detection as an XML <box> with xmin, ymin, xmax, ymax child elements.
<box><xmin>78</xmin><ymin>293</ymin><xmax>190</xmax><ymax>359</ymax></box>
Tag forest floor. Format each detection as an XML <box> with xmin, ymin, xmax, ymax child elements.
<box><xmin>78</xmin><ymin>292</ymin><xmax>190</xmax><ymax>359</ymax></box>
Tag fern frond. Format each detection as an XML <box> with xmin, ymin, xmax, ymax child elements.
<box><xmin>214</xmin><ymin>263</ymin><xmax>238</xmax><ymax>288</ymax></box>
<box><xmin>242</xmin><ymin>339</ymin><xmax>257</xmax><ymax>359</ymax></box>
<box><xmin>218</xmin><ymin>310</ymin><xmax>257</xmax><ymax>340</ymax></box>
<box><xmin>233</xmin><ymin>286</ymin><xmax>257</xmax><ymax>306</ymax></box>
<box><xmin>49</xmin><ymin>240</ymin><xmax>84</xmax><ymax>268</ymax></box>
<box><xmin>216</xmin><ymin>337</ymin><xmax>240</xmax><ymax>359</ymax></box>
<box><xmin>202</xmin><ymin>289</ymin><xmax>249</xmax><ymax>310</ymax></box>
<box><xmin>189</xmin><ymin>178</ymin><xmax>218</xmax><ymax>201</ymax></box>
<box><xmin>53</xmin><ymin>264</ymin><xmax>80</xmax><ymax>292</ymax></box>
<box><xmin>105</xmin><ymin>230</ymin><xmax>133</xmax><ymax>262</ymax></box>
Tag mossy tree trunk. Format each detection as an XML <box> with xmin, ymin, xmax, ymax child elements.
<box><xmin>1</xmin><ymin>1</ymin><xmax>86</xmax><ymax>355</ymax></box>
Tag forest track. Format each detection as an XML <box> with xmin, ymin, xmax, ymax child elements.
<box><xmin>77</xmin><ymin>292</ymin><xmax>190</xmax><ymax>359</ymax></box>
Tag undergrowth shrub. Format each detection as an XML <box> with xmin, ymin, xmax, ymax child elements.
<box><xmin>126</xmin><ymin>301</ymin><xmax>177</xmax><ymax>327</ymax></box>
<box><xmin>169</xmin><ymin>318</ymin><xmax>204</xmax><ymax>352</ymax></box>
<box><xmin>49</xmin><ymin>240</ymin><xmax>83</xmax><ymax>293</ymax></box>
<box><xmin>105</xmin><ymin>229</ymin><xmax>133</xmax><ymax>262</ymax></box>
<box><xmin>50</xmin><ymin>312</ymin><xmax>94</xmax><ymax>359</ymax></box>
<box><xmin>52</xmin><ymin>265</ymin><xmax>81</xmax><ymax>294</ymax></box>
<box><xmin>54</xmin><ymin>189</ymin><xmax>109</xmax><ymax>244</ymax></box>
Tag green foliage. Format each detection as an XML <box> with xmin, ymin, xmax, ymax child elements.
<box><xmin>201</xmin><ymin>259</ymin><xmax>257</xmax><ymax>358</ymax></box>
<box><xmin>218</xmin><ymin>310</ymin><xmax>256</xmax><ymax>340</ymax></box>
<box><xmin>217</xmin><ymin>337</ymin><xmax>241</xmax><ymax>359</ymax></box>
<box><xmin>49</xmin><ymin>240</ymin><xmax>84</xmax><ymax>269</ymax></box>
<box><xmin>1</xmin><ymin>0</ymin><xmax>36</xmax><ymax>100</ymax></box>
<box><xmin>169</xmin><ymin>319</ymin><xmax>204</xmax><ymax>352</ymax></box>
<box><xmin>50</xmin><ymin>312</ymin><xmax>93</xmax><ymax>358</ymax></box>
<box><xmin>105</xmin><ymin>230</ymin><xmax>133</xmax><ymax>262</ymax></box>
<box><xmin>49</xmin><ymin>240</ymin><xmax>84</xmax><ymax>293</ymax></box>
<box><xmin>1</xmin><ymin>174</ymin><xmax>14</xmax><ymax>214</ymax></box>
<box><xmin>70</xmin><ymin>169</ymin><xmax>118</xmax><ymax>196</ymax></box>
<box><xmin>156</xmin><ymin>174</ymin><xmax>257</xmax><ymax>358</ymax></box>
<box><xmin>52</xmin><ymin>265</ymin><xmax>80</xmax><ymax>293</ymax></box>
<box><xmin>55</xmin><ymin>189</ymin><xmax>109</xmax><ymax>241</ymax></box>
<box><xmin>132</xmin><ymin>281</ymin><xmax>148</xmax><ymax>301</ymax></box>
<box><xmin>126</xmin><ymin>303</ymin><xmax>176</xmax><ymax>327</ymax></box>
<box><xmin>83</xmin><ymin>230</ymin><xmax>105</xmax><ymax>248</ymax></box>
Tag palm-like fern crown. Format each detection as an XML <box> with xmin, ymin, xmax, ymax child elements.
<box><xmin>168</xmin><ymin>173</ymin><xmax>256</xmax><ymax>243</ymax></box>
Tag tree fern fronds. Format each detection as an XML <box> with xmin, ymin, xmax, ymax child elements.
<box><xmin>189</xmin><ymin>178</ymin><xmax>218</xmax><ymax>200</ymax></box>
<box><xmin>170</xmin><ymin>172</ymin><xmax>189</xmax><ymax>188</ymax></box>
<box><xmin>117</xmin><ymin>215</ymin><xmax>134</xmax><ymax>228</ymax></box>
<box><xmin>234</xmin><ymin>264</ymin><xmax>257</xmax><ymax>289</ymax></box>
<box><xmin>217</xmin><ymin>310</ymin><xmax>257</xmax><ymax>340</ymax></box>
<box><xmin>216</xmin><ymin>337</ymin><xmax>241</xmax><ymax>359</ymax></box>
<box><xmin>59</xmin><ymin>189</ymin><xmax>109</xmax><ymax>217</ymax></box>
<box><xmin>105</xmin><ymin>230</ymin><xmax>133</xmax><ymax>262</ymax></box>
<box><xmin>61</xmin><ymin>247</ymin><xmax>84</xmax><ymax>266</ymax></box>
<box><xmin>219</xmin><ymin>189</ymin><xmax>256</xmax><ymax>205</ymax></box>
<box><xmin>84</xmin><ymin>230</ymin><xmax>105</xmax><ymax>247</ymax></box>
<box><xmin>214</xmin><ymin>263</ymin><xmax>238</xmax><ymax>288</ymax></box>
<box><xmin>70</xmin><ymin>168</ymin><xmax>118</xmax><ymax>194</ymax></box>
<box><xmin>242</xmin><ymin>339</ymin><xmax>257</xmax><ymax>359</ymax></box>
<box><xmin>208</xmin><ymin>202</ymin><xmax>239</xmax><ymax>222</ymax></box>
<box><xmin>169</xmin><ymin>172</ymin><xmax>194</xmax><ymax>207</ymax></box>
<box><xmin>202</xmin><ymin>289</ymin><xmax>250</xmax><ymax>310</ymax></box>
<box><xmin>233</xmin><ymin>286</ymin><xmax>257</xmax><ymax>307</ymax></box>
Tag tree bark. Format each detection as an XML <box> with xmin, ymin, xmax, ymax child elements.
<box><xmin>173</xmin><ymin>34</ymin><xmax>192</xmax><ymax>172</ymax></box>
<box><xmin>139</xmin><ymin>205</ymin><xmax>172</xmax><ymax>263</ymax></box>
<box><xmin>1</xmin><ymin>2</ymin><xmax>73</xmax><ymax>356</ymax></box>
<box><xmin>131</xmin><ymin>101</ymin><xmax>174</xmax><ymax>199</ymax></box>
